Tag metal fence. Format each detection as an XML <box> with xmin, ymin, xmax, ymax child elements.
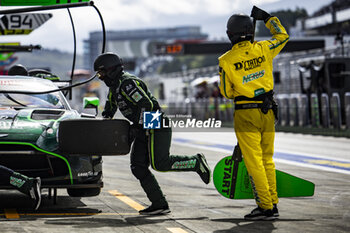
<box><xmin>275</xmin><ymin>92</ymin><xmax>349</xmax><ymax>130</ymax></box>
<box><xmin>162</xmin><ymin>91</ymin><xmax>350</xmax><ymax>136</ymax></box>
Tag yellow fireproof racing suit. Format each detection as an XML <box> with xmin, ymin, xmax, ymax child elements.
<box><xmin>219</xmin><ymin>16</ymin><xmax>289</xmax><ymax>210</ymax></box>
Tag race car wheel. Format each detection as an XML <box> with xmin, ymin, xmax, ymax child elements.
<box><xmin>67</xmin><ymin>187</ymin><xmax>101</xmax><ymax>197</ymax></box>
<box><xmin>59</xmin><ymin>119</ymin><xmax>131</xmax><ymax>155</ymax></box>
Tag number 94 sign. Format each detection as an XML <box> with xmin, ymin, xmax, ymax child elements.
<box><xmin>0</xmin><ymin>13</ymin><xmax>52</xmax><ymax>35</ymax></box>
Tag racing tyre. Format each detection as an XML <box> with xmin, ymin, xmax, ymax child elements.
<box><xmin>59</xmin><ymin>119</ymin><xmax>130</xmax><ymax>155</ymax></box>
<box><xmin>67</xmin><ymin>188</ymin><xmax>101</xmax><ymax>197</ymax></box>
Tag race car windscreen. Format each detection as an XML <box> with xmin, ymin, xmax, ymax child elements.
<box><xmin>0</xmin><ymin>77</ymin><xmax>67</xmax><ymax>109</ymax></box>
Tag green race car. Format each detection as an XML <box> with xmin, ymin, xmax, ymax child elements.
<box><xmin>0</xmin><ymin>75</ymin><xmax>103</xmax><ymax>197</ymax></box>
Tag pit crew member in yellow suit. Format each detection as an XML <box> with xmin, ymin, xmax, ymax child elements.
<box><xmin>219</xmin><ymin>6</ymin><xmax>289</xmax><ymax>220</ymax></box>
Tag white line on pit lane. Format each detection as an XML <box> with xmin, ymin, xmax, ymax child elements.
<box><xmin>172</xmin><ymin>139</ymin><xmax>350</xmax><ymax>175</ymax></box>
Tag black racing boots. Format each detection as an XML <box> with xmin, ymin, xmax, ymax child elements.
<box><xmin>139</xmin><ymin>203</ymin><xmax>171</xmax><ymax>215</ymax></box>
<box><xmin>244</xmin><ymin>206</ymin><xmax>276</xmax><ymax>220</ymax></box>
<box><xmin>196</xmin><ymin>153</ymin><xmax>211</xmax><ymax>184</ymax></box>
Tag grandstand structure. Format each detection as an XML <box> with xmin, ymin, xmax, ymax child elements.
<box><xmin>143</xmin><ymin>0</ymin><xmax>350</xmax><ymax>134</ymax></box>
<box><xmin>292</xmin><ymin>0</ymin><xmax>350</xmax><ymax>36</ymax></box>
<box><xmin>83</xmin><ymin>26</ymin><xmax>208</xmax><ymax>73</ymax></box>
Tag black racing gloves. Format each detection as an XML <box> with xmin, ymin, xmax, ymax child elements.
<box><xmin>250</xmin><ymin>5</ymin><xmax>271</xmax><ymax>23</ymax></box>
<box><xmin>102</xmin><ymin>100</ymin><xmax>116</xmax><ymax>119</ymax></box>
<box><xmin>102</xmin><ymin>110</ymin><xmax>113</xmax><ymax>119</ymax></box>
<box><xmin>102</xmin><ymin>104</ymin><xmax>114</xmax><ymax>118</ymax></box>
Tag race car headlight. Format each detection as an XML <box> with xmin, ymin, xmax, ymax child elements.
<box><xmin>47</xmin><ymin>128</ymin><xmax>54</xmax><ymax>135</ymax></box>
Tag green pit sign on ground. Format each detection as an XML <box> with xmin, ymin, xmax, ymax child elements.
<box><xmin>0</xmin><ymin>0</ymin><xmax>89</xmax><ymax>6</ymax></box>
<box><xmin>213</xmin><ymin>156</ymin><xmax>315</xmax><ymax>199</ymax></box>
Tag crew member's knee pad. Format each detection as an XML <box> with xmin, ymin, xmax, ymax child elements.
<box><xmin>131</xmin><ymin>165</ymin><xmax>151</xmax><ymax>181</ymax></box>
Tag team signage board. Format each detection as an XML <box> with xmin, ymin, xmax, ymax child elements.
<box><xmin>0</xmin><ymin>52</ymin><xmax>13</xmax><ymax>61</ymax></box>
<box><xmin>0</xmin><ymin>0</ymin><xmax>89</xmax><ymax>6</ymax></box>
<box><xmin>0</xmin><ymin>42</ymin><xmax>20</xmax><ymax>61</ymax></box>
<box><xmin>0</xmin><ymin>56</ymin><xmax>17</xmax><ymax>67</ymax></box>
<box><xmin>0</xmin><ymin>13</ymin><xmax>52</xmax><ymax>35</ymax></box>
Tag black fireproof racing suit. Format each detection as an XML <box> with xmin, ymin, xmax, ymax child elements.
<box><xmin>0</xmin><ymin>165</ymin><xmax>14</xmax><ymax>183</ymax></box>
<box><xmin>103</xmin><ymin>72</ymin><xmax>202</xmax><ymax>206</ymax></box>
<box><xmin>0</xmin><ymin>165</ymin><xmax>34</xmax><ymax>194</ymax></box>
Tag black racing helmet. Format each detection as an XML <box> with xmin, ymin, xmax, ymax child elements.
<box><xmin>94</xmin><ymin>52</ymin><xmax>124</xmax><ymax>87</ymax></box>
<box><xmin>94</xmin><ymin>52</ymin><xmax>123</xmax><ymax>72</ymax></box>
<box><xmin>226</xmin><ymin>14</ymin><xmax>254</xmax><ymax>45</ymax></box>
<box><xmin>8</xmin><ymin>64</ymin><xmax>28</xmax><ymax>76</ymax></box>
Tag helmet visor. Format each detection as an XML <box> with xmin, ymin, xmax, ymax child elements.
<box><xmin>96</xmin><ymin>65</ymin><xmax>123</xmax><ymax>87</ymax></box>
<box><xmin>96</xmin><ymin>69</ymin><xmax>107</xmax><ymax>79</ymax></box>
<box><xmin>96</xmin><ymin>65</ymin><xmax>119</xmax><ymax>80</ymax></box>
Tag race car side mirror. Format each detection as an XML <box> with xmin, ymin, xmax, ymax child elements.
<box><xmin>83</xmin><ymin>97</ymin><xmax>99</xmax><ymax>116</ymax></box>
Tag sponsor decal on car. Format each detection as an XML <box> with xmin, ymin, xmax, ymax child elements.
<box><xmin>77</xmin><ymin>171</ymin><xmax>99</xmax><ymax>177</ymax></box>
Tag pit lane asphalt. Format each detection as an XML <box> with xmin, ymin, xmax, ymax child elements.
<box><xmin>0</xmin><ymin>131</ymin><xmax>350</xmax><ymax>233</ymax></box>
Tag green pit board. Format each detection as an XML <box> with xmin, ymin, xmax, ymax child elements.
<box><xmin>0</xmin><ymin>0</ymin><xmax>89</xmax><ymax>6</ymax></box>
<box><xmin>213</xmin><ymin>156</ymin><xmax>315</xmax><ymax>199</ymax></box>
